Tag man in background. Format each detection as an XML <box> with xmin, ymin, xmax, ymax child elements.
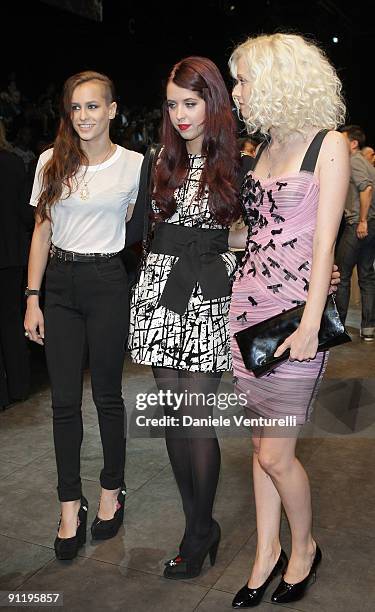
<box><xmin>335</xmin><ymin>125</ymin><xmax>375</xmax><ymax>341</ymax></box>
<box><xmin>361</xmin><ymin>146</ymin><xmax>375</xmax><ymax>167</ymax></box>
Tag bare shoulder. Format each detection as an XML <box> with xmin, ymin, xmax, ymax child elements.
<box><xmin>320</xmin><ymin>130</ymin><xmax>348</xmax><ymax>159</ymax></box>
<box><xmin>317</xmin><ymin>130</ymin><xmax>349</xmax><ymax>176</ymax></box>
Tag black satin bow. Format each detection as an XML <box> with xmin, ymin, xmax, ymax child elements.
<box><xmin>150</xmin><ymin>222</ymin><xmax>231</xmax><ymax>315</ymax></box>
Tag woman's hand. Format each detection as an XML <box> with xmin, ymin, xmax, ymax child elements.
<box><xmin>330</xmin><ymin>263</ymin><xmax>340</xmax><ymax>291</ymax></box>
<box><xmin>274</xmin><ymin>325</ymin><xmax>319</xmax><ymax>362</ymax></box>
<box><xmin>24</xmin><ymin>301</ymin><xmax>45</xmax><ymax>345</ymax></box>
<box><xmin>274</xmin><ymin>260</ymin><xmax>339</xmax><ymax>361</ymax></box>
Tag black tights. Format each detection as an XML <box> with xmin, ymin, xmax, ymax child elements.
<box><xmin>152</xmin><ymin>366</ymin><xmax>222</xmax><ymax>557</ymax></box>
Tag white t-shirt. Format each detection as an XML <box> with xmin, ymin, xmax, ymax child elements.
<box><xmin>30</xmin><ymin>145</ymin><xmax>143</xmax><ymax>253</ymax></box>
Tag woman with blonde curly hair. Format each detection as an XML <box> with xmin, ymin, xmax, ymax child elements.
<box><xmin>228</xmin><ymin>33</ymin><xmax>349</xmax><ymax>606</ymax></box>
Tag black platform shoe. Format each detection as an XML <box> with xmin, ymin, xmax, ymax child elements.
<box><xmin>163</xmin><ymin>520</ymin><xmax>221</xmax><ymax>580</ymax></box>
<box><xmin>90</xmin><ymin>484</ymin><xmax>126</xmax><ymax>541</ymax></box>
<box><xmin>271</xmin><ymin>544</ymin><xmax>322</xmax><ymax>604</ymax></box>
<box><xmin>54</xmin><ymin>496</ymin><xmax>88</xmax><ymax>561</ymax></box>
<box><xmin>232</xmin><ymin>549</ymin><xmax>288</xmax><ymax>608</ymax></box>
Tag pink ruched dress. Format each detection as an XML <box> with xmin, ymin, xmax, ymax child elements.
<box><xmin>230</xmin><ymin>131</ymin><xmax>330</xmax><ymax>425</ymax></box>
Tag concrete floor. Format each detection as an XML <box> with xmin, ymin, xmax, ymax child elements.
<box><xmin>0</xmin><ymin>306</ymin><xmax>374</xmax><ymax>612</ymax></box>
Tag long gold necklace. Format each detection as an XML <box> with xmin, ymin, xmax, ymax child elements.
<box><xmin>79</xmin><ymin>143</ymin><xmax>114</xmax><ymax>200</ymax></box>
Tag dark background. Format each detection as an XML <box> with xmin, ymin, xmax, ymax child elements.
<box><xmin>1</xmin><ymin>0</ymin><xmax>373</xmax><ymax>142</ymax></box>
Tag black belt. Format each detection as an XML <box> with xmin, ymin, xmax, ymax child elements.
<box><xmin>51</xmin><ymin>245</ymin><xmax>120</xmax><ymax>262</ymax></box>
<box><xmin>150</xmin><ymin>223</ymin><xmax>231</xmax><ymax>315</ymax></box>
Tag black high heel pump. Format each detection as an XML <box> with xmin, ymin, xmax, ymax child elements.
<box><xmin>232</xmin><ymin>549</ymin><xmax>288</xmax><ymax>608</ymax></box>
<box><xmin>271</xmin><ymin>544</ymin><xmax>322</xmax><ymax>604</ymax></box>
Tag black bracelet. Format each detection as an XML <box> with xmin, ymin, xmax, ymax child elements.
<box><xmin>25</xmin><ymin>288</ymin><xmax>41</xmax><ymax>297</ymax></box>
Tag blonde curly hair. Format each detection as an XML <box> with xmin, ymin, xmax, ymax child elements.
<box><xmin>229</xmin><ymin>33</ymin><xmax>346</xmax><ymax>141</ymax></box>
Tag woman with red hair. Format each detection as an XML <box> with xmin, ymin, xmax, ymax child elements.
<box><xmin>24</xmin><ymin>71</ymin><xmax>143</xmax><ymax>560</ymax></box>
<box><xmin>129</xmin><ymin>56</ymin><xmax>241</xmax><ymax>579</ymax></box>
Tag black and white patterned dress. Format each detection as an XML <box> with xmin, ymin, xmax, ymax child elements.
<box><xmin>128</xmin><ymin>154</ymin><xmax>237</xmax><ymax>372</ymax></box>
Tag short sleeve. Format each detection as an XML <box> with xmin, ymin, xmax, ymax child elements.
<box><xmin>128</xmin><ymin>153</ymin><xmax>144</xmax><ymax>203</ymax></box>
<box><xmin>29</xmin><ymin>148</ymin><xmax>53</xmax><ymax>207</ymax></box>
<box><xmin>351</xmin><ymin>155</ymin><xmax>373</xmax><ymax>192</ymax></box>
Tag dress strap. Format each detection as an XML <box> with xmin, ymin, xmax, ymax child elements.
<box><xmin>252</xmin><ymin>139</ymin><xmax>268</xmax><ymax>171</ymax></box>
<box><xmin>239</xmin><ymin>153</ymin><xmax>255</xmax><ymax>182</ymax></box>
<box><xmin>300</xmin><ymin>129</ymin><xmax>330</xmax><ymax>173</ymax></box>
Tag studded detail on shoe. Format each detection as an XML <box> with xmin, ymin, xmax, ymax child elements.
<box><xmin>167</xmin><ymin>555</ymin><xmax>183</xmax><ymax>567</ymax></box>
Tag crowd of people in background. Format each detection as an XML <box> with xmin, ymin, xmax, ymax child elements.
<box><xmin>0</xmin><ymin>71</ymin><xmax>162</xmax><ymax>178</ymax></box>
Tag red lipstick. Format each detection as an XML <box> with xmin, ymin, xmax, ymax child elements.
<box><xmin>178</xmin><ymin>124</ymin><xmax>191</xmax><ymax>131</ymax></box>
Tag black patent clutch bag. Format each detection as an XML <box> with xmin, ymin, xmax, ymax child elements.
<box><xmin>234</xmin><ymin>294</ymin><xmax>351</xmax><ymax>378</ymax></box>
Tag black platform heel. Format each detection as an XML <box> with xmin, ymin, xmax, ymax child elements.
<box><xmin>163</xmin><ymin>520</ymin><xmax>221</xmax><ymax>580</ymax></box>
<box><xmin>271</xmin><ymin>544</ymin><xmax>322</xmax><ymax>604</ymax></box>
<box><xmin>232</xmin><ymin>549</ymin><xmax>288</xmax><ymax>608</ymax></box>
<box><xmin>90</xmin><ymin>484</ymin><xmax>126</xmax><ymax>541</ymax></box>
<box><xmin>54</xmin><ymin>496</ymin><xmax>88</xmax><ymax>561</ymax></box>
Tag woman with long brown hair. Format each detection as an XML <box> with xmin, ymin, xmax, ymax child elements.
<box><xmin>24</xmin><ymin>71</ymin><xmax>143</xmax><ymax>560</ymax></box>
<box><xmin>129</xmin><ymin>56</ymin><xmax>242</xmax><ymax>579</ymax></box>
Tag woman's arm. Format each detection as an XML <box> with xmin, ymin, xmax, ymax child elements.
<box><xmin>24</xmin><ymin>216</ymin><xmax>52</xmax><ymax>345</ymax></box>
<box><xmin>275</xmin><ymin>131</ymin><xmax>350</xmax><ymax>360</ymax></box>
<box><xmin>126</xmin><ymin>202</ymin><xmax>135</xmax><ymax>222</ymax></box>
<box><xmin>124</xmin><ymin>151</ymin><xmax>150</xmax><ymax>248</ymax></box>
<box><xmin>229</xmin><ymin>225</ymin><xmax>248</xmax><ymax>249</ymax></box>
<box><xmin>357</xmin><ymin>185</ymin><xmax>373</xmax><ymax>238</ymax></box>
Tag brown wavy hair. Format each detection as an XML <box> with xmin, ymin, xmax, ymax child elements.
<box><xmin>36</xmin><ymin>71</ymin><xmax>115</xmax><ymax>221</ymax></box>
<box><xmin>153</xmin><ymin>56</ymin><xmax>241</xmax><ymax>226</ymax></box>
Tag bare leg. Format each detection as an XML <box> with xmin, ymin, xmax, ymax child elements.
<box><xmin>248</xmin><ymin>431</ymin><xmax>283</xmax><ymax>588</ymax></box>
<box><xmin>257</xmin><ymin>427</ymin><xmax>316</xmax><ymax>583</ymax></box>
<box><xmin>58</xmin><ymin>500</ymin><xmax>81</xmax><ymax>538</ymax></box>
<box><xmin>97</xmin><ymin>487</ymin><xmax>121</xmax><ymax>520</ymax></box>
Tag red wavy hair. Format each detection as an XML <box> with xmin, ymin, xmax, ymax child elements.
<box><xmin>36</xmin><ymin>71</ymin><xmax>115</xmax><ymax>221</ymax></box>
<box><xmin>153</xmin><ymin>56</ymin><xmax>240</xmax><ymax>225</ymax></box>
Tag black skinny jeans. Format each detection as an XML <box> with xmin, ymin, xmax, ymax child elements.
<box><xmin>44</xmin><ymin>255</ymin><xmax>128</xmax><ymax>502</ymax></box>
<box><xmin>335</xmin><ymin>219</ymin><xmax>375</xmax><ymax>329</ymax></box>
